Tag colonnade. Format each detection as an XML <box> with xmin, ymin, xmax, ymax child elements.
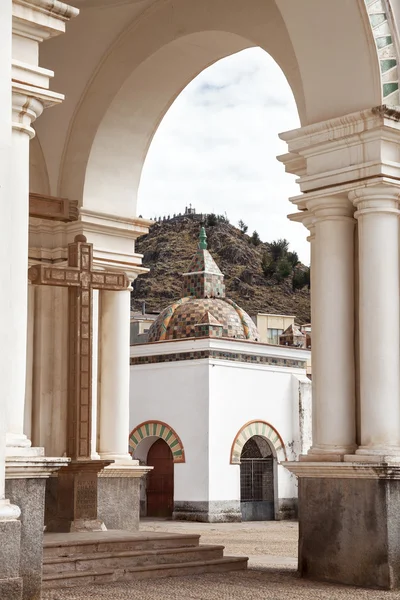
<box><xmin>295</xmin><ymin>184</ymin><xmax>400</xmax><ymax>462</ymax></box>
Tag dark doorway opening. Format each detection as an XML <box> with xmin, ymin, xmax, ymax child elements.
<box><xmin>240</xmin><ymin>435</ymin><xmax>274</xmax><ymax>521</ymax></box>
<box><xmin>146</xmin><ymin>438</ymin><xmax>174</xmax><ymax>518</ymax></box>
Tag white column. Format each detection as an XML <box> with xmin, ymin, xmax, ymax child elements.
<box><xmin>304</xmin><ymin>218</ymin><xmax>318</xmax><ymax>452</ymax></box>
<box><xmin>99</xmin><ymin>289</ymin><xmax>133</xmax><ymax>464</ymax></box>
<box><xmin>91</xmin><ymin>289</ymin><xmax>100</xmax><ymax>459</ymax></box>
<box><xmin>306</xmin><ymin>198</ymin><xmax>356</xmax><ymax>458</ymax></box>
<box><xmin>6</xmin><ymin>93</ymin><xmax>43</xmax><ymax>451</ymax></box>
<box><xmin>0</xmin><ymin>0</ymin><xmax>20</xmax><ymax>519</ymax></box>
<box><xmin>350</xmin><ymin>186</ymin><xmax>400</xmax><ymax>456</ymax></box>
<box><xmin>24</xmin><ymin>282</ymin><xmax>35</xmax><ymax>440</ymax></box>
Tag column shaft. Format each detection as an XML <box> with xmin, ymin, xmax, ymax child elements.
<box><xmin>308</xmin><ymin>203</ymin><xmax>356</xmax><ymax>457</ymax></box>
<box><xmin>99</xmin><ymin>289</ymin><xmax>132</xmax><ymax>463</ymax></box>
<box><xmin>7</xmin><ymin>127</ymin><xmax>31</xmax><ymax>448</ymax></box>
<box><xmin>0</xmin><ymin>0</ymin><xmax>20</xmax><ymax>520</ymax></box>
<box><xmin>353</xmin><ymin>189</ymin><xmax>400</xmax><ymax>454</ymax></box>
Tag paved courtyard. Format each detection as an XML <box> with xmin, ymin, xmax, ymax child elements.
<box><xmin>43</xmin><ymin>520</ymin><xmax>400</xmax><ymax>599</ymax></box>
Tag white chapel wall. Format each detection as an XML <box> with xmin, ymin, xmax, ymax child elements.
<box><xmin>129</xmin><ymin>360</ymin><xmax>210</xmax><ymax>502</ymax></box>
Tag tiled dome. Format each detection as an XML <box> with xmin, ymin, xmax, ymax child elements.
<box><xmin>147</xmin><ymin>228</ymin><xmax>259</xmax><ymax>343</ymax></box>
<box><xmin>148</xmin><ymin>297</ymin><xmax>259</xmax><ymax>342</ymax></box>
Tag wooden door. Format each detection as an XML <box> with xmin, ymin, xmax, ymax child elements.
<box><xmin>146</xmin><ymin>438</ymin><xmax>174</xmax><ymax>517</ymax></box>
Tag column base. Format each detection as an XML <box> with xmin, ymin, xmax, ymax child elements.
<box><xmin>286</xmin><ymin>461</ymin><xmax>400</xmax><ymax>589</ymax></box>
<box><xmin>98</xmin><ymin>464</ymin><xmax>150</xmax><ymax>531</ymax></box>
<box><xmin>69</xmin><ymin>519</ymin><xmax>107</xmax><ymax>532</ymax></box>
<box><xmin>6</xmin><ymin>433</ymin><xmax>31</xmax><ymax>450</ymax></box>
<box><xmin>173</xmin><ymin>501</ymin><xmax>242</xmax><ymax>523</ymax></box>
<box><xmin>302</xmin><ymin>444</ymin><xmax>357</xmax><ymax>462</ymax></box>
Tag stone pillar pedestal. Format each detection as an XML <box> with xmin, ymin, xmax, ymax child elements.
<box><xmin>287</xmin><ymin>461</ymin><xmax>400</xmax><ymax>589</ymax></box>
<box><xmin>5</xmin><ymin>455</ymin><xmax>68</xmax><ymax>600</ymax></box>
<box><xmin>45</xmin><ymin>460</ymin><xmax>111</xmax><ymax>533</ymax></box>
<box><xmin>0</xmin><ymin>500</ymin><xmax>22</xmax><ymax>600</ymax></box>
<box><xmin>98</xmin><ymin>465</ymin><xmax>151</xmax><ymax>531</ymax></box>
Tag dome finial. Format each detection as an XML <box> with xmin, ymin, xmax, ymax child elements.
<box><xmin>199</xmin><ymin>227</ymin><xmax>207</xmax><ymax>250</ymax></box>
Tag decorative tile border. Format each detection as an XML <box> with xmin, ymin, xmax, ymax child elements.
<box><xmin>129</xmin><ymin>420</ymin><xmax>185</xmax><ymax>463</ymax></box>
<box><xmin>130</xmin><ymin>349</ymin><xmax>307</xmax><ymax>369</ymax></box>
<box><xmin>230</xmin><ymin>420</ymin><xmax>287</xmax><ymax>465</ymax></box>
<box><xmin>365</xmin><ymin>0</ymin><xmax>400</xmax><ymax>104</ymax></box>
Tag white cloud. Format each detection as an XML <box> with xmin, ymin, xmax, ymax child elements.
<box><xmin>138</xmin><ymin>47</ymin><xmax>310</xmax><ymax>265</ymax></box>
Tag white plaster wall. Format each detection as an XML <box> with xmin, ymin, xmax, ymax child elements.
<box><xmin>208</xmin><ymin>361</ymin><xmax>300</xmax><ymax>504</ymax></box>
<box><xmin>129</xmin><ymin>360</ymin><xmax>210</xmax><ymax>502</ymax></box>
<box><xmin>130</xmin><ymin>342</ymin><xmax>311</xmax><ymax>509</ymax></box>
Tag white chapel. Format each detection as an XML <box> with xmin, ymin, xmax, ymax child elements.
<box><xmin>130</xmin><ymin>228</ymin><xmax>311</xmax><ymax>522</ymax></box>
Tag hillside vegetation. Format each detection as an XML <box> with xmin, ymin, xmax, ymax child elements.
<box><xmin>131</xmin><ymin>215</ymin><xmax>311</xmax><ymax>324</ymax></box>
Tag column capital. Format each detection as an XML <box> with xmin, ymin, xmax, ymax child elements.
<box><xmin>306</xmin><ymin>196</ymin><xmax>355</xmax><ymax>224</ymax></box>
<box><xmin>288</xmin><ymin>210</ymin><xmax>316</xmax><ymax>241</ymax></box>
<box><xmin>349</xmin><ymin>184</ymin><xmax>400</xmax><ymax>218</ymax></box>
<box><xmin>12</xmin><ymin>85</ymin><xmax>63</xmax><ymax>138</ymax></box>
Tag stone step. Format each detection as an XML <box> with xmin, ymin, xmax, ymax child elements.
<box><xmin>43</xmin><ymin>532</ymin><xmax>200</xmax><ymax>558</ymax></box>
<box><xmin>42</xmin><ymin>556</ymin><xmax>249</xmax><ymax>589</ymax></box>
<box><xmin>43</xmin><ymin>544</ymin><xmax>225</xmax><ymax>574</ymax></box>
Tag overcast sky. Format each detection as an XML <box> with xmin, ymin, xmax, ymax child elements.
<box><xmin>138</xmin><ymin>47</ymin><xmax>310</xmax><ymax>265</ymax></box>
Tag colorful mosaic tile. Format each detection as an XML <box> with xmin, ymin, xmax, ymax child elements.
<box><xmin>183</xmin><ymin>271</ymin><xmax>225</xmax><ymax>299</ymax></box>
<box><xmin>131</xmin><ymin>349</ymin><xmax>307</xmax><ymax>369</ymax></box>
<box><xmin>365</xmin><ymin>0</ymin><xmax>400</xmax><ymax>104</ymax></box>
<box><xmin>129</xmin><ymin>420</ymin><xmax>185</xmax><ymax>463</ymax></box>
<box><xmin>230</xmin><ymin>421</ymin><xmax>287</xmax><ymax>465</ymax></box>
<box><xmin>148</xmin><ymin>298</ymin><xmax>259</xmax><ymax>342</ymax></box>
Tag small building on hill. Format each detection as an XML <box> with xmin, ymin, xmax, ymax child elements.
<box><xmin>129</xmin><ymin>228</ymin><xmax>311</xmax><ymax>522</ymax></box>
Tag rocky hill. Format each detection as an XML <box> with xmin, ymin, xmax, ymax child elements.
<box><xmin>131</xmin><ymin>215</ymin><xmax>311</xmax><ymax>324</ymax></box>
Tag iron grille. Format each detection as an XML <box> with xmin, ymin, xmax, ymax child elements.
<box><xmin>240</xmin><ymin>457</ymin><xmax>274</xmax><ymax>502</ymax></box>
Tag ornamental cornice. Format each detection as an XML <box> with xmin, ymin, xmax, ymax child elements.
<box><xmin>98</xmin><ymin>465</ymin><xmax>152</xmax><ymax>478</ymax></box>
<box><xmin>5</xmin><ymin>456</ymin><xmax>70</xmax><ymax>479</ymax></box>
<box><xmin>12</xmin><ymin>0</ymin><xmax>79</xmax><ymax>42</ymax></box>
<box><xmin>279</xmin><ymin>105</ymin><xmax>400</xmax><ymax>152</ymax></box>
<box><xmin>285</xmin><ymin>460</ymin><xmax>400</xmax><ymax>479</ymax></box>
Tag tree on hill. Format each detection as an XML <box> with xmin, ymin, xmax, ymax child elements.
<box><xmin>238</xmin><ymin>219</ymin><xmax>248</xmax><ymax>234</ymax></box>
<box><xmin>268</xmin><ymin>239</ymin><xmax>289</xmax><ymax>261</ymax></box>
<box><xmin>262</xmin><ymin>238</ymin><xmax>301</xmax><ymax>284</ymax></box>
<box><xmin>250</xmin><ymin>230</ymin><xmax>262</xmax><ymax>246</ymax></box>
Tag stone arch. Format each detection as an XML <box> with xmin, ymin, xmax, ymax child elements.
<box><xmin>230</xmin><ymin>420</ymin><xmax>287</xmax><ymax>465</ymax></box>
<box><xmin>129</xmin><ymin>420</ymin><xmax>185</xmax><ymax>463</ymax></box>
<box><xmin>57</xmin><ymin>0</ymin><xmax>383</xmax><ymax>215</ymax></box>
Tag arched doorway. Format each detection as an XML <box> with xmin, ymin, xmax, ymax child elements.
<box><xmin>240</xmin><ymin>435</ymin><xmax>274</xmax><ymax>521</ymax></box>
<box><xmin>146</xmin><ymin>438</ymin><xmax>174</xmax><ymax>518</ymax></box>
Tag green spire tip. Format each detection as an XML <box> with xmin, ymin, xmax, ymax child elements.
<box><xmin>199</xmin><ymin>227</ymin><xmax>207</xmax><ymax>250</ymax></box>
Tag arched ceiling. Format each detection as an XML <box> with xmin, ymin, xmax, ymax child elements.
<box><xmin>34</xmin><ymin>0</ymin><xmax>383</xmax><ymax>216</ymax></box>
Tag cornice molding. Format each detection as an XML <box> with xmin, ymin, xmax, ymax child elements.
<box><xmin>12</xmin><ymin>0</ymin><xmax>79</xmax><ymax>43</ymax></box>
<box><xmin>285</xmin><ymin>460</ymin><xmax>400</xmax><ymax>479</ymax></box>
